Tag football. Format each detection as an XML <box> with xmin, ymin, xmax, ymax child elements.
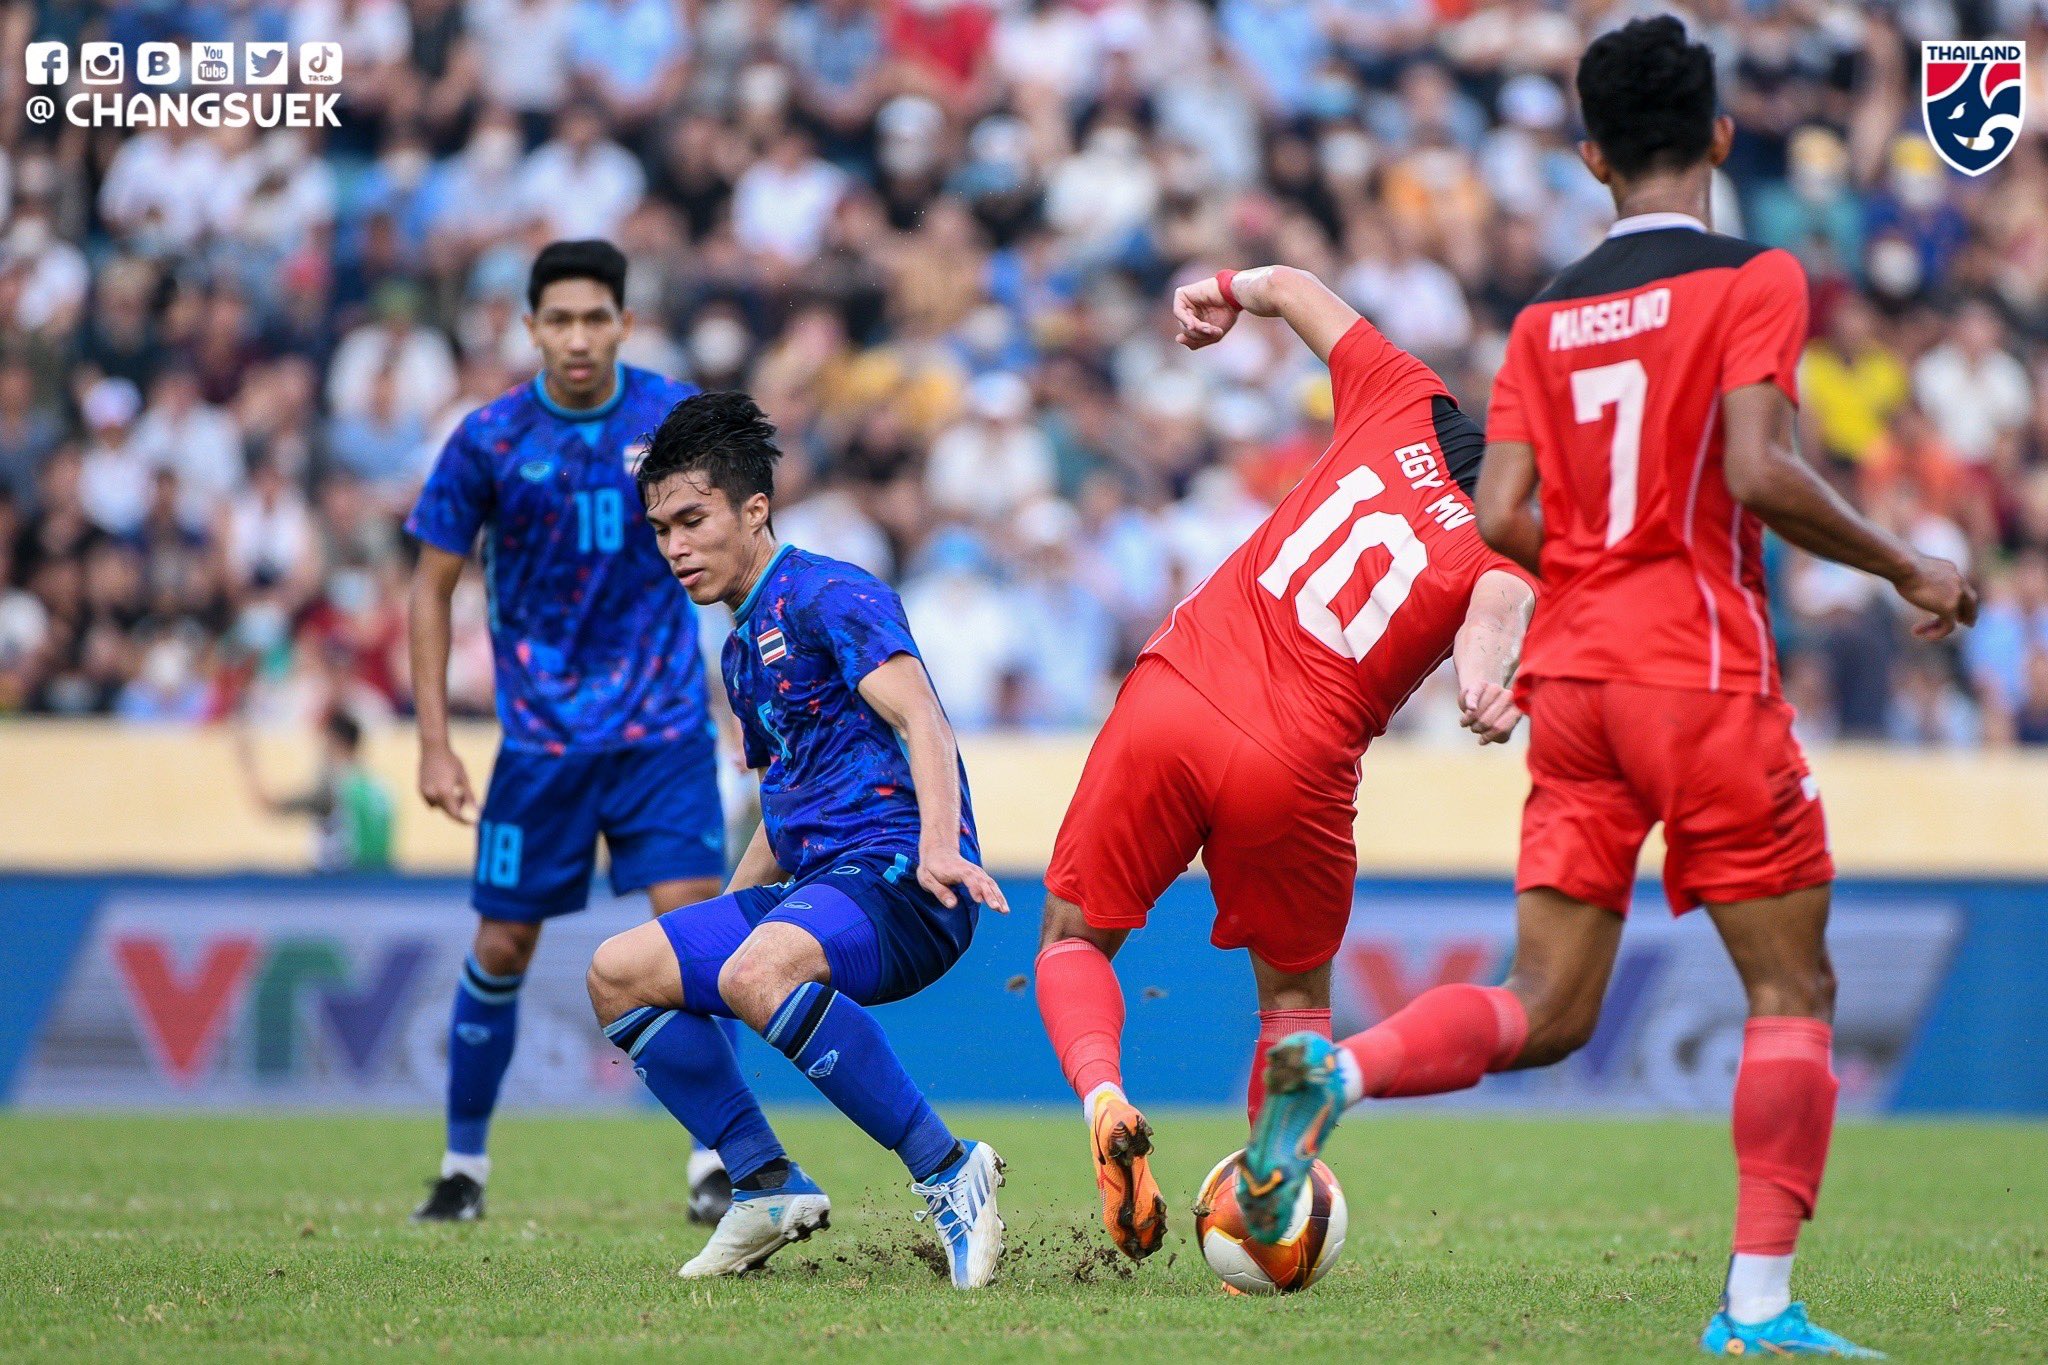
<box><xmin>1193</xmin><ymin>1149</ymin><xmax>1348</xmax><ymax>1294</ymax></box>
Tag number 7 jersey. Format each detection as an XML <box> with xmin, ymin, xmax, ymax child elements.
<box><xmin>1486</xmin><ymin>216</ymin><xmax>1808</xmax><ymax>697</ymax></box>
<box><xmin>1142</xmin><ymin>318</ymin><xmax>1531</xmax><ymax>792</ymax></box>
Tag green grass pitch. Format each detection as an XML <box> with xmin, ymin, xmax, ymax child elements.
<box><xmin>3</xmin><ymin>1111</ymin><xmax>2043</xmax><ymax>1362</ymax></box>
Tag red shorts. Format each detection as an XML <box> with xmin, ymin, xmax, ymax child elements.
<box><xmin>1045</xmin><ymin>656</ymin><xmax>1358</xmax><ymax>973</ymax></box>
<box><xmin>1517</xmin><ymin>678</ymin><xmax>1834</xmax><ymax>916</ymax></box>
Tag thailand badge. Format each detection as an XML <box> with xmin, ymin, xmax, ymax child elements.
<box><xmin>1922</xmin><ymin>41</ymin><xmax>2025</xmax><ymax>177</ymax></box>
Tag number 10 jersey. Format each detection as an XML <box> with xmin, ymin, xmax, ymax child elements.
<box><xmin>1142</xmin><ymin>318</ymin><xmax>1529</xmax><ymax>795</ymax></box>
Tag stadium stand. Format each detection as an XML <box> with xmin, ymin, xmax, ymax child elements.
<box><xmin>1</xmin><ymin>0</ymin><xmax>2045</xmax><ymax>749</ymax></box>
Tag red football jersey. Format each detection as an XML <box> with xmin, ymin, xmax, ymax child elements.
<box><xmin>1144</xmin><ymin>319</ymin><xmax>1528</xmax><ymax>791</ymax></box>
<box><xmin>1487</xmin><ymin>216</ymin><xmax>1808</xmax><ymax>697</ymax></box>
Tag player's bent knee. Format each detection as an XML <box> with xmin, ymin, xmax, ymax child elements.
<box><xmin>1516</xmin><ymin>1002</ymin><xmax>1601</xmax><ymax>1068</ymax></box>
<box><xmin>586</xmin><ymin>932</ymin><xmax>650</xmax><ymax>1023</ymax></box>
<box><xmin>1038</xmin><ymin>895</ymin><xmax>1125</xmax><ymax>956</ymax></box>
<box><xmin>1038</xmin><ymin>894</ymin><xmax>1088</xmax><ymax>945</ymax></box>
<box><xmin>718</xmin><ymin>930</ymin><xmax>827</xmax><ymax>1028</ymax></box>
<box><xmin>717</xmin><ymin>946</ymin><xmax>790</xmax><ymax>1026</ymax></box>
<box><xmin>474</xmin><ymin>919</ymin><xmax>541</xmax><ymax>978</ymax></box>
<box><xmin>1746</xmin><ymin>962</ymin><xmax>1837</xmax><ymax>1021</ymax></box>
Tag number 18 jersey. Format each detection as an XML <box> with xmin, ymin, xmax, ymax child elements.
<box><xmin>1486</xmin><ymin>217</ymin><xmax>1808</xmax><ymax>698</ymax></box>
<box><xmin>1142</xmin><ymin>319</ymin><xmax>1526</xmax><ymax>793</ymax></box>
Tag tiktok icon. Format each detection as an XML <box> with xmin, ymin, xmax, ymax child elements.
<box><xmin>298</xmin><ymin>41</ymin><xmax>343</xmax><ymax>85</ymax></box>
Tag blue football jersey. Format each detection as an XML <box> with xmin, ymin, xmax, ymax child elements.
<box><xmin>724</xmin><ymin>545</ymin><xmax>980</xmax><ymax>881</ymax></box>
<box><xmin>406</xmin><ymin>364</ymin><xmax>710</xmax><ymax>753</ymax></box>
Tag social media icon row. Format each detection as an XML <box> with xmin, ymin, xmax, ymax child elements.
<box><xmin>24</xmin><ymin>41</ymin><xmax>342</xmax><ymax>88</ymax></box>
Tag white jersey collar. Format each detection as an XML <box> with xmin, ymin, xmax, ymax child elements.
<box><xmin>1607</xmin><ymin>211</ymin><xmax>1707</xmax><ymax>238</ymax></box>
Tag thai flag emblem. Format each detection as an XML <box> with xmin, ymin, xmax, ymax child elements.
<box><xmin>758</xmin><ymin>627</ymin><xmax>787</xmax><ymax>664</ymax></box>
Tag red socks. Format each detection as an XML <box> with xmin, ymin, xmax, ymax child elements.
<box><xmin>1034</xmin><ymin>939</ymin><xmax>1126</xmax><ymax>1099</ymax></box>
<box><xmin>1247</xmin><ymin>1008</ymin><xmax>1332</xmax><ymax>1123</ymax></box>
<box><xmin>1340</xmin><ymin>983</ymin><xmax>1528</xmax><ymax>1098</ymax></box>
<box><xmin>1731</xmin><ymin>1016</ymin><xmax>1837</xmax><ymax>1255</ymax></box>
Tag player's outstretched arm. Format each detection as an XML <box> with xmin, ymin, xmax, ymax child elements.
<box><xmin>408</xmin><ymin>544</ymin><xmax>478</xmax><ymax>824</ymax></box>
<box><xmin>856</xmin><ymin>654</ymin><xmax>1008</xmax><ymax>914</ymax></box>
<box><xmin>1453</xmin><ymin>569</ymin><xmax>1536</xmax><ymax>745</ymax></box>
<box><xmin>1173</xmin><ymin>266</ymin><xmax>1361</xmax><ymax>365</ymax></box>
<box><xmin>1722</xmin><ymin>382</ymin><xmax>1977</xmax><ymax>639</ymax></box>
<box><xmin>1475</xmin><ymin>440</ymin><xmax>1543</xmax><ymax>574</ymax></box>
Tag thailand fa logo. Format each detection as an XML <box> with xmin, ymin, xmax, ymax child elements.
<box><xmin>1922</xmin><ymin>41</ymin><xmax>2025</xmax><ymax>177</ymax></box>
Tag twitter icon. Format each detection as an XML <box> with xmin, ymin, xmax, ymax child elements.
<box><xmin>244</xmin><ymin>41</ymin><xmax>287</xmax><ymax>84</ymax></box>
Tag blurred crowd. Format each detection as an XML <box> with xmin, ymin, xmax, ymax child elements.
<box><xmin>3</xmin><ymin>0</ymin><xmax>2048</xmax><ymax>746</ymax></box>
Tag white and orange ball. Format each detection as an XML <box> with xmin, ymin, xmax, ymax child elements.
<box><xmin>1193</xmin><ymin>1148</ymin><xmax>1348</xmax><ymax>1295</ymax></box>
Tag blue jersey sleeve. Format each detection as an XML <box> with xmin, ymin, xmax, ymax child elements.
<box><xmin>406</xmin><ymin>420</ymin><xmax>493</xmax><ymax>555</ymax></box>
<box><xmin>800</xmin><ymin>571</ymin><xmax>919</xmax><ymax>694</ymax></box>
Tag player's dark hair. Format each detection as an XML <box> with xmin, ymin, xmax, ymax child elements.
<box><xmin>527</xmin><ymin>239</ymin><xmax>627</xmax><ymax>313</ymax></box>
<box><xmin>1576</xmin><ymin>16</ymin><xmax>1718</xmax><ymax>180</ymax></box>
<box><xmin>323</xmin><ymin>708</ymin><xmax>363</xmax><ymax>754</ymax></box>
<box><xmin>637</xmin><ymin>391</ymin><xmax>781</xmax><ymax>514</ymax></box>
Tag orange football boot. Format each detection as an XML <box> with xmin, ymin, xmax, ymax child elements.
<box><xmin>1090</xmin><ymin>1092</ymin><xmax>1167</xmax><ymax>1261</ymax></box>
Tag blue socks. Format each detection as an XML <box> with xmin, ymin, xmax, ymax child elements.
<box><xmin>447</xmin><ymin>954</ymin><xmax>522</xmax><ymax>1159</ymax></box>
<box><xmin>605</xmin><ymin>1005</ymin><xmax>787</xmax><ymax>1184</ymax></box>
<box><xmin>692</xmin><ymin>1017</ymin><xmax>746</xmax><ymax>1158</ymax></box>
<box><xmin>764</xmin><ymin>983</ymin><xmax>958</xmax><ymax>1181</ymax></box>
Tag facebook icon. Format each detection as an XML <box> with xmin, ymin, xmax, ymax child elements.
<box><xmin>25</xmin><ymin>41</ymin><xmax>66</xmax><ymax>85</ymax></box>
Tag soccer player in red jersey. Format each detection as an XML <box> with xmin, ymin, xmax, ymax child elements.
<box><xmin>1243</xmin><ymin>18</ymin><xmax>1974</xmax><ymax>1357</ymax></box>
<box><xmin>1033</xmin><ymin>263</ymin><xmax>1537</xmax><ymax>1262</ymax></box>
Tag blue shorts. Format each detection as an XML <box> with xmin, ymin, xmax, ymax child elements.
<box><xmin>658</xmin><ymin>851</ymin><xmax>976</xmax><ymax>1010</ymax></box>
<box><xmin>472</xmin><ymin>740</ymin><xmax>725</xmax><ymax>922</ymax></box>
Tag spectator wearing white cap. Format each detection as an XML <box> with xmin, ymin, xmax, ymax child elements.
<box><xmin>78</xmin><ymin>379</ymin><xmax>151</xmax><ymax>538</ymax></box>
<box><xmin>926</xmin><ymin>371</ymin><xmax>1056</xmax><ymax>521</ymax></box>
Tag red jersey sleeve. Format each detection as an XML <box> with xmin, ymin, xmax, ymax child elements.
<box><xmin>1718</xmin><ymin>248</ymin><xmax>1809</xmax><ymax>404</ymax></box>
<box><xmin>1328</xmin><ymin>317</ymin><xmax>1443</xmax><ymax>427</ymax></box>
<box><xmin>1485</xmin><ymin>315</ymin><xmax>1536</xmax><ymax>445</ymax></box>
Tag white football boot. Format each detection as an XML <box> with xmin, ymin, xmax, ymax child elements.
<box><xmin>677</xmin><ymin>1164</ymin><xmax>831</xmax><ymax>1278</ymax></box>
<box><xmin>911</xmin><ymin>1140</ymin><xmax>1006</xmax><ymax>1289</ymax></box>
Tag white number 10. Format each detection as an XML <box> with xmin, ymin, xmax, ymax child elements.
<box><xmin>1570</xmin><ymin>358</ymin><xmax>1647</xmax><ymax>547</ymax></box>
<box><xmin>1257</xmin><ymin>466</ymin><xmax>1428</xmax><ymax>662</ymax></box>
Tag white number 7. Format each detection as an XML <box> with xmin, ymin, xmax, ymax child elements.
<box><xmin>1570</xmin><ymin>358</ymin><xmax>1647</xmax><ymax>548</ymax></box>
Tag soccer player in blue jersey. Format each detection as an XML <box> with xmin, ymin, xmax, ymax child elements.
<box><xmin>405</xmin><ymin>241</ymin><xmax>734</xmax><ymax>1223</ymax></box>
<box><xmin>585</xmin><ymin>392</ymin><xmax>1011</xmax><ymax>1288</ymax></box>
